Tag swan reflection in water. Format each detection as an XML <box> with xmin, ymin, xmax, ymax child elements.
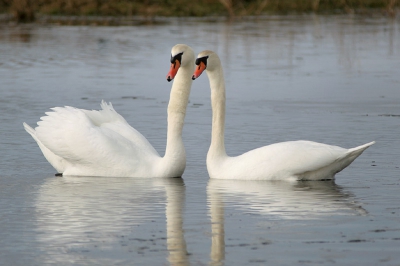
<box><xmin>207</xmin><ymin>179</ymin><xmax>367</xmax><ymax>265</ymax></box>
<box><xmin>34</xmin><ymin>176</ymin><xmax>188</xmax><ymax>265</ymax></box>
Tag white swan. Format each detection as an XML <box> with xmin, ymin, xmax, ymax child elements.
<box><xmin>192</xmin><ymin>50</ymin><xmax>375</xmax><ymax>181</ymax></box>
<box><xmin>23</xmin><ymin>44</ymin><xmax>195</xmax><ymax>178</ymax></box>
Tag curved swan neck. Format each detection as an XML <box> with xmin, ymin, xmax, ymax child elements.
<box><xmin>163</xmin><ymin>62</ymin><xmax>194</xmax><ymax>172</ymax></box>
<box><xmin>207</xmin><ymin>65</ymin><xmax>227</xmax><ymax>157</ymax></box>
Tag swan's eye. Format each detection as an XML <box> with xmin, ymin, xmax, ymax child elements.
<box><xmin>170</xmin><ymin>52</ymin><xmax>183</xmax><ymax>64</ymax></box>
<box><xmin>195</xmin><ymin>56</ymin><xmax>208</xmax><ymax>67</ymax></box>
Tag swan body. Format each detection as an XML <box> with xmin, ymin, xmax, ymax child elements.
<box><xmin>207</xmin><ymin>140</ymin><xmax>374</xmax><ymax>181</ymax></box>
<box><xmin>24</xmin><ymin>44</ymin><xmax>195</xmax><ymax>178</ymax></box>
<box><xmin>192</xmin><ymin>50</ymin><xmax>374</xmax><ymax>181</ymax></box>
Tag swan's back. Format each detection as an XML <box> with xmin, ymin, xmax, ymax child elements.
<box><xmin>208</xmin><ymin>141</ymin><xmax>375</xmax><ymax>180</ymax></box>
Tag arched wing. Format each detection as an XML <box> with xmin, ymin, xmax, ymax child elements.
<box><xmin>34</xmin><ymin>102</ymin><xmax>160</xmax><ymax>172</ymax></box>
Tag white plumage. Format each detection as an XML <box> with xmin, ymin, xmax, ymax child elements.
<box><xmin>193</xmin><ymin>50</ymin><xmax>374</xmax><ymax>180</ymax></box>
<box><xmin>24</xmin><ymin>44</ymin><xmax>195</xmax><ymax>178</ymax></box>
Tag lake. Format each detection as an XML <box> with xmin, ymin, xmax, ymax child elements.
<box><xmin>0</xmin><ymin>14</ymin><xmax>399</xmax><ymax>265</ymax></box>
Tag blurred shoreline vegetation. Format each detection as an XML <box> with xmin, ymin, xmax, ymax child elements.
<box><xmin>0</xmin><ymin>0</ymin><xmax>398</xmax><ymax>23</ymax></box>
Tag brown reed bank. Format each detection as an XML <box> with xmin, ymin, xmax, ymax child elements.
<box><xmin>0</xmin><ymin>0</ymin><xmax>398</xmax><ymax>23</ymax></box>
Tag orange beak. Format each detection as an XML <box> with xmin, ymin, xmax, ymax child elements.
<box><xmin>192</xmin><ymin>61</ymin><xmax>206</xmax><ymax>80</ymax></box>
<box><xmin>166</xmin><ymin>60</ymin><xmax>181</xmax><ymax>82</ymax></box>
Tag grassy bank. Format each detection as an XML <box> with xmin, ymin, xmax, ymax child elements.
<box><xmin>0</xmin><ymin>0</ymin><xmax>398</xmax><ymax>22</ymax></box>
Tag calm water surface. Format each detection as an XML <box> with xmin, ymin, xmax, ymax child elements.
<box><xmin>0</xmin><ymin>15</ymin><xmax>400</xmax><ymax>265</ymax></box>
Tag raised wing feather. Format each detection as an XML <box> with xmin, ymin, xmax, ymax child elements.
<box><xmin>34</xmin><ymin>101</ymin><xmax>160</xmax><ymax>174</ymax></box>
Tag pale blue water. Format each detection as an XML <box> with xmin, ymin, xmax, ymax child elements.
<box><xmin>0</xmin><ymin>15</ymin><xmax>400</xmax><ymax>265</ymax></box>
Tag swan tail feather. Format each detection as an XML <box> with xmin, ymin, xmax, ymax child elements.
<box><xmin>300</xmin><ymin>141</ymin><xmax>375</xmax><ymax>180</ymax></box>
<box><xmin>331</xmin><ymin>141</ymin><xmax>375</xmax><ymax>175</ymax></box>
<box><xmin>347</xmin><ymin>141</ymin><xmax>375</xmax><ymax>156</ymax></box>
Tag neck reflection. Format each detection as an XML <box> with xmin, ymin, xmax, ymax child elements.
<box><xmin>155</xmin><ymin>178</ymin><xmax>189</xmax><ymax>266</ymax></box>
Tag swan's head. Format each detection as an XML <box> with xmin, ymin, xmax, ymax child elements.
<box><xmin>192</xmin><ymin>50</ymin><xmax>220</xmax><ymax>80</ymax></box>
<box><xmin>166</xmin><ymin>44</ymin><xmax>195</xmax><ymax>82</ymax></box>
